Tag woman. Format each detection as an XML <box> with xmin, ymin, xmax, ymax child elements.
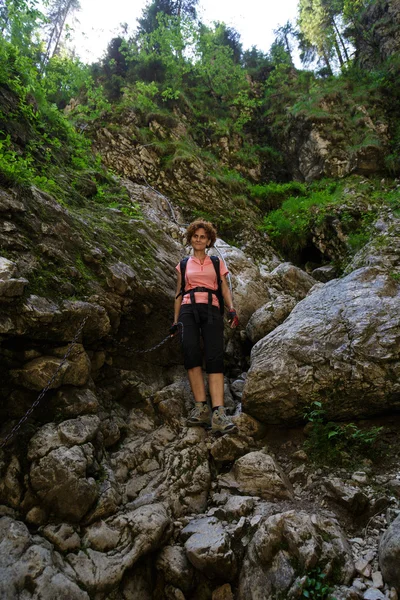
<box><xmin>171</xmin><ymin>220</ymin><xmax>239</xmax><ymax>435</ymax></box>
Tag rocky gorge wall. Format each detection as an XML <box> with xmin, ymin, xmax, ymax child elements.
<box><xmin>1</xmin><ymin>162</ymin><xmax>400</xmax><ymax>599</ymax></box>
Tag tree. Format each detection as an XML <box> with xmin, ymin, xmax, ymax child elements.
<box><xmin>298</xmin><ymin>0</ymin><xmax>354</xmax><ymax>71</ymax></box>
<box><xmin>274</xmin><ymin>21</ymin><xmax>296</xmax><ymax>66</ymax></box>
<box><xmin>0</xmin><ymin>0</ymin><xmax>44</xmax><ymax>56</ymax></box>
<box><xmin>137</xmin><ymin>0</ymin><xmax>198</xmax><ymax>34</ymax></box>
<box><xmin>213</xmin><ymin>22</ymin><xmax>242</xmax><ymax>64</ymax></box>
<box><xmin>42</xmin><ymin>0</ymin><xmax>81</xmax><ymax>68</ymax></box>
<box><xmin>298</xmin><ymin>0</ymin><xmax>336</xmax><ymax>72</ymax></box>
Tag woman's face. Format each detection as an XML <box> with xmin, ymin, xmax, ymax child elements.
<box><xmin>191</xmin><ymin>227</ymin><xmax>209</xmax><ymax>251</ymax></box>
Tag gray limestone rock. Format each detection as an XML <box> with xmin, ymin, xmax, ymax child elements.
<box><xmin>11</xmin><ymin>344</ymin><xmax>91</xmax><ymax>391</ymax></box>
<box><xmin>0</xmin><ymin>516</ymin><xmax>89</xmax><ymax>600</ymax></box>
<box><xmin>29</xmin><ymin>444</ymin><xmax>99</xmax><ymax>521</ymax></box>
<box><xmin>238</xmin><ymin>510</ymin><xmax>354</xmax><ymax>599</ymax></box>
<box><xmin>66</xmin><ymin>503</ymin><xmax>170</xmax><ymax>593</ymax></box>
<box><xmin>379</xmin><ymin>513</ymin><xmax>400</xmax><ymax>590</ymax></box>
<box><xmin>181</xmin><ymin>516</ymin><xmax>237</xmax><ymax>580</ymax></box>
<box><xmin>156</xmin><ymin>545</ymin><xmax>195</xmax><ymax>592</ymax></box>
<box><xmin>243</xmin><ymin>267</ymin><xmax>400</xmax><ymax>425</ymax></box>
<box><xmin>218</xmin><ymin>451</ymin><xmax>293</xmax><ymax>501</ymax></box>
<box><xmin>246</xmin><ymin>294</ymin><xmax>297</xmax><ymax>344</ymax></box>
<box><xmin>323</xmin><ymin>478</ymin><xmax>370</xmax><ymax>515</ymax></box>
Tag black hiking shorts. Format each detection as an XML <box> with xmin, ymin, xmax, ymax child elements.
<box><xmin>179</xmin><ymin>304</ymin><xmax>224</xmax><ymax>373</ymax></box>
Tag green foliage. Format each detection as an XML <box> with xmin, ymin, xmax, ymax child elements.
<box><xmin>42</xmin><ymin>55</ymin><xmax>89</xmax><ymax>109</ymax></box>
<box><xmin>301</xmin><ymin>567</ymin><xmax>333</xmax><ymax>599</ymax></box>
<box><xmin>303</xmin><ymin>401</ymin><xmax>383</xmax><ymax>466</ymax></box>
<box><xmin>248</xmin><ymin>181</ymin><xmax>307</xmax><ymax>211</ymax></box>
<box><xmin>261</xmin><ymin>186</ymin><xmax>339</xmax><ymax>253</ymax></box>
<box><xmin>107</xmin><ymin>201</ymin><xmax>143</xmax><ymax>219</ymax></box>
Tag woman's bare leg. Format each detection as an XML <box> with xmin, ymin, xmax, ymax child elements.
<box><xmin>208</xmin><ymin>372</ymin><xmax>224</xmax><ymax>408</ymax></box>
<box><xmin>187</xmin><ymin>366</ymin><xmax>207</xmax><ymax>402</ymax></box>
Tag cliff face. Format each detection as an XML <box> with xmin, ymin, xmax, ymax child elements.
<box><xmin>1</xmin><ymin>24</ymin><xmax>400</xmax><ymax>595</ymax></box>
<box><xmin>355</xmin><ymin>0</ymin><xmax>400</xmax><ymax>68</ymax></box>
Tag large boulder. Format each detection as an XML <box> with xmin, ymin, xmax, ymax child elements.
<box><xmin>246</xmin><ymin>294</ymin><xmax>297</xmax><ymax>344</ymax></box>
<box><xmin>27</xmin><ymin>417</ymin><xmax>101</xmax><ymax>521</ymax></box>
<box><xmin>181</xmin><ymin>516</ymin><xmax>237</xmax><ymax>581</ymax></box>
<box><xmin>379</xmin><ymin>514</ymin><xmax>400</xmax><ymax>591</ymax></box>
<box><xmin>218</xmin><ymin>451</ymin><xmax>293</xmax><ymax>501</ymax></box>
<box><xmin>237</xmin><ymin>510</ymin><xmax>354</xmax><ymax>599</ymax></box>
<box><xmin>243</xmin><ymin>266</ymin><xmax>400</xmax><ymax>425</ymax></box>
<box><xmin>0</xmin><ymin>517</ymin><xmax>89</xmax><ymax>600</ymax></box>
<box><xmin>210</xmin><ymin>244</ymin><xmax>271</xmax><ymax>327</ymax></box>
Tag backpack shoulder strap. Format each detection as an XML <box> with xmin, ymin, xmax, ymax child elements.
<box><xmin>210</xmin><ymin>255</ymin><xmax>225</xmax><ymax>314</ymax></box>
<box><xmin>210</xmin><ymin>255</ymin><xmax>221</xmax><ymax>281</ymax></box>
<box><xmin>177</xmin><ymin>256</ymin><xmax>190</xmax><ymax>298</ymax></box>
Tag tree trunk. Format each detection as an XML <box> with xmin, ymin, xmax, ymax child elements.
<box><xmin>332</xmin><ymin>16</ymin><xmax>350</xmax><ymax>62</ymax></box>
<box><xmin>322</xmin><ymin>50</ymin><xmax>333</xmax><ymax>75</ymax></box>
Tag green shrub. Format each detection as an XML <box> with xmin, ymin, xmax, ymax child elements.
<box><xmin>301</xmin><ymin>567</ymin><xmax>334</xmax><ymax>599</ymax></box>
<box><xmin>303</xmin><ymin>401</ymin><xmax>383</xmax><ymax>466</ymax></box>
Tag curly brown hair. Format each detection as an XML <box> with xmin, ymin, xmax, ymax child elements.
<box><xmin>185</xmin><ymin>219</ymin><xmax>217</xmax><ymax>247</ymax></box>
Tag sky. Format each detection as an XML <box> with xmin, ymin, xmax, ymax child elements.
<box><xmin>70</xmin><ymin>0</ymin><xmax>300</xmax><ymax>64</ymax></box>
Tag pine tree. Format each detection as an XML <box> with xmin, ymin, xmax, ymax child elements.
<box><xmin>42</xmin><ymin>0</ymin><xmax>81</xmax><ymax>68</ymax></box>
<box><xmin>138</xmin><ymin>0</ymin><xmax>198</xmax><ymax>34</ymax></box>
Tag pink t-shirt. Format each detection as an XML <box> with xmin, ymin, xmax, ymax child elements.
<box><xmin>176</xmin><ymin>256</ymin><xmax>228</xmax><ymax>308</ymax></box>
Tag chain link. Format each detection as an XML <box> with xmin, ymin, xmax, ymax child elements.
<box><xmin>109</xmin><ymin>322</ymin><xmax>184</xmax><ymax>355</ymax></box>
<box><xmin>0</xmin><ymin>317</ymin><xmax>88</xmax><ymax>450</ymax></box>
<box><xmin>0</xmin><ymin>320</ymin><xmax>183</xmax><ymax>449</ymax></box>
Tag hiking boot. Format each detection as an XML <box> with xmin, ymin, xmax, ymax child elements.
<box><xmin>211</xmin><ymin>406</ymin><xmax>238</xmax><ymax>435</ymax></box>
<box><xmin>187</xmin><ymin>402</ymin><xmax>211</xmax><ymax>428</ymax></box>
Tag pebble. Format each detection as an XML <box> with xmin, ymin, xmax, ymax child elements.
<box><xmin>352</xmin><ymin>471</ymin><xmax>368</xmax><ymax>484</ymax></box>
<box><xmin>371</xmin><ymin>572</ymin><xmax>383</xmax><ymax>589</ymax></box>
<box><xmin>363</xmin><ymin>590</ymin><xmax>385</xmax><ymax>600</ymax></box>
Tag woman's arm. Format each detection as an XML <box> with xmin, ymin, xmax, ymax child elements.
<box><xmin>221</xmin><ymin>275</ymin><xmax>238</xmax><ymax>328</ymax></box>
<box><xmin>174</xmin><ymin>271</ymin><xmax>183</xmax><ymax>323</ymax></box>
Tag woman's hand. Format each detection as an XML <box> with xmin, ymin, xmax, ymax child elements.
<box><xmin>227</xmin><ymin>308</ymin><xmax>239</xmax><ymax>329</ymax></box>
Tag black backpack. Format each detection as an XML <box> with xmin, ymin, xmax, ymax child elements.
<box><xmin>178</xmin><ymin>255</ymin><xmax>225</xmax><ymax>315</ymax></box>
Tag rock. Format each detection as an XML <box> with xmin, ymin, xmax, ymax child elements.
<box><xmin>11</xmin><ymin>344</ymin><xmax>91</xmax><ymax>391</ymax></box>
<box><xmin>0</xmin><ymin>516</ymin><xmax>89</xmax><ymax>600</ymax></box>
<box><xmin>54</xmin><ymin>387</ymin><xmax>100</xmax><ymax>417</ymax></box>
<box><xmin>212</xmin><ymin>583</ymin><xmax>234</xmax><ymax>600</ymax></box>
<box><xmin>379</xmin><ymin>513</ymin><xmax>400</xmax><ymax>590</ymax></box>
<box><xmin>107</xmin><ymin>261</ymin><xmax>136</xmax><ymax>295</ymax></box>
<box><xmin>233</xmin><ymin>413</ymin><xmax>266</xmax><ymax>439</ymax></box>
<box><xmin>230</xmin><ymin>378</ymin><xmax>245</xmax><ymax>400</ymax></box>
<box><xmin>210</xmin><ymin>434</ymin><xmax>251</xmax><ymax>462</ymax></box>
<box><xmin>352</xmin><ymin>472</ymin><xmax>368</xmax><ymax>484</ymax></box>
<box><xmin>237</xmin><ymin>510</ymin><xmax>354</xmax><ymax>599</ymax></box>
<box><xmin>268</xmin><ymin>263</ymin><xmax>317</xmax><ymax>299</ymax></box>
<box><xmin>323</xmin><ymin>478</ymin><xmax>370</xmax><ymax>516</ymax></box>
<box><xmin>355</xmin><ymin>558</ymin><xmax>372</xmax><ymax>578</ymax></box>
<box><xmin>246</xmin><ymin>295</ymin><xmax>297</xmax><ymax>344</ymax></box>
<box><xmin>66</xmin><ymin>503</ymin><xmax>170</xmax><ymax>593</ymax></box>
<box><xmin>371</xmin><ymin>571</ymin><xmax>383</xmax><ymax>588</ymax></box>
<box><xmin>218</xmin><ymin>451</ymin><xmax>293</xmax><ymax>501</ymax></box>
<box><xmin>156</xmin><ymin>545</ymin><xmax>194</xmax><ymax>592</ymax></box>
<box><xmin>362</xmin><ymin>590</ymin><xmax>385</xmax><ymax>600</ymax></box>
<box><xmin>29</xmin><ymin>444</ymin><xmax>98</xmax><ymax>521</ymax></box>
<box><xmin>181</xmin><ymin>516</ymin><xmax>237</xmax><ymax>580</ymax></box>
<box><xmin>42</xmin><ymin>523</ymin><xmax>81</xmax><ymax>552</ymax></box>
<box><xmin>213</xmin><ymin>496</ymin><xmax>255</xmax><ymax>521</ymax></box>
<box><xmin>211</xmin><ymin>245</ymin><xmax>270</xmax><ymax>327</ymax></box>
<box><xmin>0</xmin><ymin>455</ymin><xmax>22</xmax><ymax>509</ymax></box>
<box><xmin>0</xmin><ymin>277</ymin><xmax>28</xmax><ymax>300</ymax></box>
<box><xmin>243</xmin><ymin>267</ymin><xmax>400</xmax><ymax>425</ymax></box>
<box><xmin>311</xmin><ymin>265</ymin><xmax>338</xmax><ymax>282</ymax></box>
<box><xmin>82</xmin><ymin>520</ymin><xmax>121</xmax><ymax>552</ymax></box>
<box><xmin>28</xmin><ymin>416</ymin><xmax>100</xmax><ymax>461</ymax></box>
<box><xmin>153</xmin><ymin>378</ymin><xmax>193</xmax><ymax>423</ymax></box>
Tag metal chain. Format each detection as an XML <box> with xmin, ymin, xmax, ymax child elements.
<box><xmin>0</xmin><ymin>317</ymin><xmax>88</xmax><ymax>450</ymax></box>
<box><xmin>110</xmin><ymin>322</ymin><xmax>184</xmax><ymax>355</ymax></box>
